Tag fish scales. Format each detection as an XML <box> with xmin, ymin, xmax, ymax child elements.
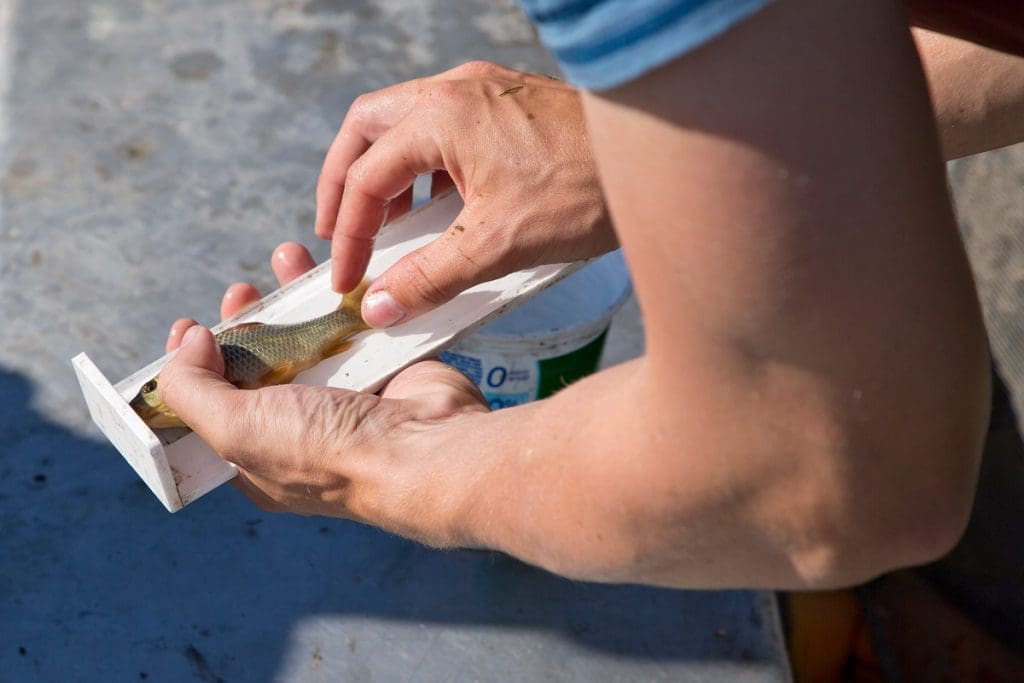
<box><xmin>219</xmin><ymin>307</ymin><xmax>364</xmax><ymax>389</ymax></box>
<box><xmin>129</xmin><ymin>281</ymin><xmax>370</xmax><ymax>429</ymax></box>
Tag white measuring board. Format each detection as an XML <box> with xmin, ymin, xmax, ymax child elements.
<box><xmin>72</xmin><ymin>192</ymin><xmax>584</xmax><ymax>512</ymax></box>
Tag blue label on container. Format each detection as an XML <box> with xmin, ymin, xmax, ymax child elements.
<box><xmin>439</xmin><ymin>351</ymin><xmax>483</xmax><ymax>386</ymax></box>
<box><xmin>484</xmin><ymin>391</ymin><xmax>531</xmax><ymax>410</ymax></box>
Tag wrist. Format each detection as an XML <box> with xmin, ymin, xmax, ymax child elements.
<box><xmin>431</xmin><ymin>410</ymin><xmax>504</xmax><ymax>550</ymax></box>
<box><xmin>372</xmin><ymin>407</ymin><xmax>495</xmax><ymax>549</ymax></box>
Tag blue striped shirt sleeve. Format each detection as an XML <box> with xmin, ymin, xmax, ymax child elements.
<box><xmin>516</xmin><ymin>0</ymin><xmax>774</xmax><ymax>90</ymax></box>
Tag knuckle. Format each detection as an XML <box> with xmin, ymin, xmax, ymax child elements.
<box><xmin>346</xmin><ymin>92</ymin><xmax>375</xmax><ymax>125</ymax></box>
<box><xmin>308</xmin><ymin>390</ymin><xmax>373</xmax><ymax>444</ymax></box>
<box><xmin>344</xmin><ymin>157</ymin><xmax>371</xmax><ymax>193</ymax></box>
<box><xmin>430</xmin><ymin>79</ymin><xmax>463</xmax><ymax>105</ymax></box>
<box><xmin>456</xmin><ymin>60</ymin><xmax>497</xmax><ymax>77</ymax></box>
<box><xmin>344</xmin><ymin>153</ymin><xmax>385</xmax><ymax>196</ymax></box>
<box><xmin>265</xmin><ymin>386</ymin><xmax>362</xmax><ymax>462</ymax></box>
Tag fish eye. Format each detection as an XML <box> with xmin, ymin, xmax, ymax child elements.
<box><xmin>142</xmin><ymin>380</ymin><xmax>157</xmax><ymax>394</ymax></box>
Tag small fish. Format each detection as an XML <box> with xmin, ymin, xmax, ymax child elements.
<box><xmin>130</xmin><ymin>280</ymin><xmax>370</xmax><ymax>429</ymax></box>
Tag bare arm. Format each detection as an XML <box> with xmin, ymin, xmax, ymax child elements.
<box><xmin>915</xmin><ymin>27</ymin><xmax>1024</xmax><ymax>159</ymax></box>
<box><xmin>443</xmin><ymin>0</ymin><xmax>990</xmax><ymax>587</ymax></box>
<box><xmin>163</xmin><ymin>0</ymin><xmax>990</xmax><ymax>590</ymax></box>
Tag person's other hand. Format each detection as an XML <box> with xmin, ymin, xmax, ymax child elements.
<box><xmin>316</xmin><ymin>60</ymin><xmax>616</xmax><ymax>327</ymax></box>
<box><xmin>160</xmin><ymin>242</ymin><xmax>489</xmax><ymax>540</ymax></box>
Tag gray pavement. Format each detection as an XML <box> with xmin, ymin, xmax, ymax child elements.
<box><xmin>0</xmin><ymin>2</ymin><xmax>789</xmax><ymax>681</ymax></box>
<box><xmin>952</xmin><ymin>144</ymin><xmax>1024</xmax><ymax>419</ymax></box>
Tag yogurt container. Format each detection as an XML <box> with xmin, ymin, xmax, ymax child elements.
<box><xmin>441</xmin><ymin>250</ymin><xmax>632</xmax><ymax>409</ymax></box>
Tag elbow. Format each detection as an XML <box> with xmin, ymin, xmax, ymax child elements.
<box><xmin>542</xmin><ymin>421</ymin><xmax>988</xmax><ymax>589</ymax></box>
<box><xmin>788</xmin><ymin>480</ymin><xmax>976</xmax><ymax>589</ymax></box>
<box><xmin>532</xmin><ymin>342</ymin><xmax>991</xmax><ymax>589</ymax></box>
<box><xmin>785</xmin><ymin>334</ymin><xmax>991</xmax><ymax>587</ymax></box>
<box><xmin>785</xmin><ymin>417</ymin><xmax>988</xmax><ymax>588</ymax></box>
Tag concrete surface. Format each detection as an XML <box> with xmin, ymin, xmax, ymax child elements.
<box><xmin>0</xmin><ymin>1</ymin><xmax>790</xmax><ymax>681</ymax></box>
<box><xmin>951</xmin><ymin>145</ymin><xmax>1024</xmax><ymax>419</ymax></box>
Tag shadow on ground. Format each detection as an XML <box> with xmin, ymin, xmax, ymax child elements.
<box><xmin>0</xmin><ymin>366</ymin><xmax>775</xmax><ymax>681</ymax></box>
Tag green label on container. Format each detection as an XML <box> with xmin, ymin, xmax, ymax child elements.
<box><xmin>536</xmin><ymin>330</ymin><xmax>609</xmax><ymax>400</ymax></box>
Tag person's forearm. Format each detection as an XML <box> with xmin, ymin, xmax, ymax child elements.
<box><xmin>434</xmin><ymin>358</ymin><xmax>825</xmax><ymax>588</ymax></box>
<box><xmin>432</xmin><ymin>334</ymin><xmax>976</xmax><ymax>590</ymax></box>
<box><xmin>915</xmin><ymin>28</ymin><xmax>1024</xmax><ymax>159</ymax></box>
<box><xmin>421</xmin><ymin>0</ymin><xmax>991</xmax><ymax>591</ymax></box>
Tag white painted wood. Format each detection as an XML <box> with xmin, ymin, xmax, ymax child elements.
<box><xmin>72</xmin><ymin>353</ymin><xmax>184</xmax><ymax>512</ymax></box>
<box><xmin>77</xmin><ymin>192</ymin><xmax>584</xmax><ymax>511</ymax></box>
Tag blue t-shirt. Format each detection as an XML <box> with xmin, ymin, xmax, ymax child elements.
<box><xmin>516</xmin><ymin>0</ymin><xmax>774</xmax><ymax>90</ymax></box>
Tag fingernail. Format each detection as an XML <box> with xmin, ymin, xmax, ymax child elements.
<box><xmin>181</xmin><ymin>326</ymin><xmax>202</xmax><ymax>347</ymax></box>
<box><xmin>363</xmin><ymin>290</ymin><xmax>405</xmax><ymax>327</ymax></box>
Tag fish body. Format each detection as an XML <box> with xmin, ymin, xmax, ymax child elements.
<box><xmin>130</xmin><ymin>281</ymin><xmax>369</xmax><ymax>429</ymax></box>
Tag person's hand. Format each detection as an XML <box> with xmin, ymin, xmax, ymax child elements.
<box><xmin>159</xmin><ymin>242</ymin><xmax>489</xmax><ymax>541</ymax></box>
<box><xmin>316</xmin><ymin>60</ymin><xmax>616</xmax><ymax>327</ymax></box>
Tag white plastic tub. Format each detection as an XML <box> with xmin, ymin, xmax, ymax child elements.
<box><xmin>441</xmin><ymin>250</ymin><xmax>631</xmax><ymax>409</ymax></box>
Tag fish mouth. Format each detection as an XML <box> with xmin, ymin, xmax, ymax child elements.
<box><xmin>129</xmin><ymin>393</ymin><xmax>183</xmax><ymax>429</ymax></box>
<box><xmin>129</xmin><ymin>393</ymin><xmax>156</xmax><ymax>420</ymax></box>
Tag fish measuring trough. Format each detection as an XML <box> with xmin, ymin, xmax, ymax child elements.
<box><xmin>72</xmin><ymin>192</ymin><xmax>584</xmax><ymax>512</ymax></box>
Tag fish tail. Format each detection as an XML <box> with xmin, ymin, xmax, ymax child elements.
<box><xmin>339</xmin><ymin>278</ymin><xmax>372</xmax><ymax>328</ymax></box>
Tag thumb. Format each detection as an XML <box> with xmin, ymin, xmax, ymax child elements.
<box><xmin>158</xmin><ymin>326</ymin><xmax>242</xmax><ymax>443</ymax></box>
<box><xmin>362</xmin><ymin>208</ymin><xmax>506</xmax><ymax>328</ymax></box>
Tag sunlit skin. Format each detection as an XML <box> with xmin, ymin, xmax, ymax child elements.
<box><xmin>314</xmin><ymin>63</ymin><xmax>615</xmax><ymax>326</ymax></box>
<box><xmin>162</xmin><ymin>242</ymin><xmax>490</xmax><ymax>520</ymax></box>
<box><xmin>913</xmin><ymin>28</ymin><xmax>1024</xmax><ymax>159</ymax></box>
<box><xmin>160</xmin><ymin>0</ymin><xmax>1024</xmax><ymax>589</ymax></box>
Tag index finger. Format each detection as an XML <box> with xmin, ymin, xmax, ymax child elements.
<box><xmin>330</xmin><ymin>124</ymin><xmax>447</xmax><ymax>292</ymax></box>
<box><xmin>314</xmin><ymin>78</ymin><xmax>428</xmax><ymax>240</ymax></box>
